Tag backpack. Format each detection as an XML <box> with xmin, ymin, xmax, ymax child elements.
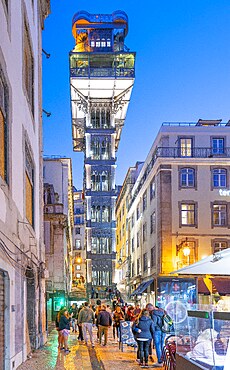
<box><xmin>161</xmin><ymin>314</ymin><xmax>174</xmax><ymax>333</ymax></box>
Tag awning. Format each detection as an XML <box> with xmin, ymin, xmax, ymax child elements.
<box><xmin>131</xmin><ymin>279</ymin><xmax>154</xmax><ymax>296</ymax></box>
<box><xmin>211</xmin><ymin>278</ymin><xmax>230</xmax><ymax>295</ymax></box>
<box><xmin>198</xmin><ymin>278</ymin><xmax>210</xmax><ymax>295</ymax></box>
<box><xmin>171</xmin><ymin>248</ymin><xmax>230</xmax><ymax>275</ymax></box>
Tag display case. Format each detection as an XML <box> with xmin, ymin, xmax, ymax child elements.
<box><xmin>175</xmin><ymin>305</ymin><xmax>230</xmax><ymax>370</ymax></box>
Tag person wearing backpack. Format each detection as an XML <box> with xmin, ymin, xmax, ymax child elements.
<box><xmin>146</xmin><ymin>303</ymin><xmax>166</xmax><ymax>367</ymax></box>
<box><xmin>132</xmin><ymin>309</ymin><xmax>155</xmax><ymax>367</ymax></box>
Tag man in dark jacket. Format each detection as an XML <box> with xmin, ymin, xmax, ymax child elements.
<box><xmin>97</xmin><ymin>304</ymin><xmax>112</xmax><ymax>346</ymax></box>
<box><xmin>146</xmin><ymin>303</ymin><xmax>166</xmax><ymax>367</ymax></box>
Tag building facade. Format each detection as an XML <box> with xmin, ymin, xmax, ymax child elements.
<box><xmin>71</xmin><ymin>187</ymin><xmax>87</xmax><ymax>301</ymax></box>
<box><xmin>127</xmin><ymin>121</ymin><xmax>230</xmax><ymax>307</ymax></box>
<box><xmin>69</xmin><ymin>10</ymin><xmax>135</xmax><ymax>295</ymax></box>
<box><xmin>0</xmin><ymin>1</ymin><xmax>50</xmax><ymax>368</ymax></box>
<box><xmin>43</xmin><ymin>157</ymin><xmax>74</xmax><ymax>321</ymax></box>
<box><xmin>115</xmin><ymin>162</ymin><xmax>143</xmax><ymax>297</ymax></box>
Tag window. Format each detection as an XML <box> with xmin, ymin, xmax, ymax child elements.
<box><xmin>143</xmin><ymin>253</ymin><xmax>147</xmax><ymax>272</ymax></box>
<box><xmin>143</xmin><ymin>191</ymin><xmax>147</xmax><ymax>212</ymax></box>
<box><xmin>179</xmin><ymin>138</ymin><xmax>193</xmax><ymax>157</ymax></box>
<box><xmin>76</xmin><ymin>265</ymin><xmax>81</xmax><ymax>270</ymax></box>
<box><xmin>24</xmin><ymin>23</ymin><xmax>34</xmax><ymax>115</ymax></box>
<box><xmin>75</xmin><ymin>227</ymin><xmax>80</xmax><ymax>235</ymax></box>
<box><xmin>180</xmin><ymin>203</ymin><xmax>196</xmax><ymax>226</ymax></box>
<box><xmin>91</xmin><ymin>237</ymin><xmax>111</xmax><ymax>254</ymax></box>
<box><xmin>90</xmin><ymin>107</ymin><xmax>111</xmax><ymax>128</ymax></box>
<box><xmin>76</xmin><ymin>273</ymin><xmax>81</xmax><ymax>278</ymax></box>
<box><xmin>101</xmin><ymin>38</ymin><xmax>106</xmax><ymax>47</ymax></box>
<box><xmin>75</xmin><ymin>240</ymin><xmax>81</xmax><ymax>249</ymax></box>
<box><xmin>90</xmin><ymin>40</ymin><xmax>95</xmax><ymax>47</ymax></box>
<box><xmin>107</xmin><ymin>39</ymin><xmax>111</xmax><ymax>47</ymax></box>
<box><xmin>25</xmin><ymin>144</ymin><xmax>34</xmax><ymax>226</ymax></box>
<box><xmin>151</xmin><ymin>246</ymin><xmax>156</xmax><ymax>268</ymax></box>
<box><xmin>131</xmin><ymin>213</ymin><xmax>134</xmax><ymax>228</ymax></box>
<box><xmin>150</xmin><ymin>212</ymin><xmax>156</xmax><ymax>234</ymax></box>
<box><xmin>0</xmin><ymin>72</ymin><xmax>8</xmax><ymax>183</ymax></box>
<box><xmin>96</xmin><ymin>39</ymin><xmax>100</xmax><ymax>47</ymax></box>
<box><xmin>212</xmin><ymin>169</ymin><xmax>227</xmax><ymax>188</ymax></box>
<box><xmin>213</xmin><ymin>241</ymin><xmax>228</xmax><ymax>253</ymax></box>
<box><xmin>131</xmin><ymin>262</ymin><xmax>135</xmax><ymax>277</ymax></box>
<box><xmin>136</xmin><ymin>204</ymin><xmax>140</xmax><ymax>220</ymax></box>
<box><xmin>150</xmin><ymin>179</ymin><xmax>155</xmax><ymax>200</ymax></box>
<box><xmin>137</xmin><ymin>258</ymin><xmax>140</xmax><ymax>275</ymax></box>
<box><xmin>137</xmin><ymin>231</ymin><xmax>140</xmax><ymax>248</ymax></box>
<box><xmin>131</xmin><ymin>237</ymin><xmax>134</xmax><ymax>252</ymax></box>
<box><xmin>180</xmin><ymin>168</ymin><xmax>195</xmax><ymax>187</ymax></box>
<box><xmin>212</xmin><ymin>138</ymin><xmax>224</xmax><ymax>155</ymax></box>
<box><xmin>212</xmin><ymin>204</ymin><xmax>227</xmax><ymax>226</ymax></box>
<box><xmin>143</xmin><ymin>223</ymin><xmax>147</xmax><ymax>242</ymax></box>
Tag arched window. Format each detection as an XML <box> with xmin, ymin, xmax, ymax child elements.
<box><xmin>106</xmin><ymin>110</ymin><xmax>110</xmax><ymax>127</ymax></box>
<box><xmin>91</xmin><ymin>109</ymin><xmax>96</xmax><ymax>127</ymax></box>
<box><xmin>96</xmin><ymin>38</ymin><xmax>100</xmax><ymax>47</ymax></box>
<box><xmin>91</xmin><ymin>137</ymin><xmax>100</xmax><ymax>159</ymax></box>
<box><xmin>101</xmin><ymin>38</ymin><xmax>106</xmax><ymax>47</ymax></box>
<box><xmin>96</xmin><ymin>206</ymin><xmax>101</xmax><ymax>222</ymax></box>
<box><xmin>91</xmin><ymin>206</ymin><xmax>96</xmax><ymax>222</ymax></box>
<box><xmin>102</xmin><ymin>206</ymin><xmax>110</xmax><ymax>222</ymax></box>
<box><xmin>101</xmin><ymin>171</ymin><xmax>109</xmax><ymax>191</ymax></box>
<box><xmin>101</xmin><ymin>109</ymin><xmax>106</xmax><ymax>127</ymax></box>
<box><xmin>95</xmin><ymin>109</ymin><xmax>100</xmax><ymax>128</ymax></box>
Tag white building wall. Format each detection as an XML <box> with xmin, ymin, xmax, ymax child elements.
<box><xmin>0</xmin><ymin>1</ymin><xmax>50</xmax><ymax>368</ymax></box>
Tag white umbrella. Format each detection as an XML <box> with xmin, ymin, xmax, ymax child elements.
<box><xmin>172</xmin><ymin>248</ymin><xmax>230</xmax><ymax>275</ymax></box>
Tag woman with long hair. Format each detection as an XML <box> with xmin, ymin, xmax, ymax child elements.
<box><xmin>113</xmin><ymin>305</ymin><xmax>124</xmax><ymax>340</ymax></box>
<box><xmin>59</xmin><ymin>309</ymin><xmax>71</xmax><ymax>354</ymax></box>
<box><xmin>132</xmin><ymin>309</ymin><xmax>155</xmax><ymax>367</ymax></box>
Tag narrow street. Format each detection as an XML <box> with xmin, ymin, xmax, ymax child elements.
<box><xmin>17</xmin><ymin>329</ymin><xmax>164</xmax><ymax>370</ymax></box>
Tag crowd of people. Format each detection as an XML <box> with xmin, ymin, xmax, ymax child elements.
<box><xmin>55</xmin><ymin>300</ymin><xmax>169</xmax><ymax>367</ymax></box>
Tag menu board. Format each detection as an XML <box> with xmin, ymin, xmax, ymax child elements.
<box><xmin>119</xmin><ymin>321</ymin><xmax>137</xmax><ymax>351</ymax></box>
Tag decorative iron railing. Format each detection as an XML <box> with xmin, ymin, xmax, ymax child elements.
<box><xmin>70</xmin><ymin>67</ymin><xmax>135</xmax><ymax>78</ymax></box>
<box><xmin>129</xmin><ymin>146</ymin><xmax>230</xmax><ymax>210</ymax></box>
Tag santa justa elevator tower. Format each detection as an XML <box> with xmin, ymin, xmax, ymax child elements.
<box><xmin>70</xmin><ymin>10</ymin><xmax>135</xmax><ymax>295</ymax></box>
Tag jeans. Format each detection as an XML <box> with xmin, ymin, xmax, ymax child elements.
<box><xmin>154</xmin><ymin>330</ymin><xmax>166</xmax><ymax>363</ymax></box>
<box><xmin>82</xmin><ymin>323</ymin><xmax>94</xmax><ymax>345</ymax></box>
<box><xmin>137</xmin><ymin>340</ymin><xmax>150</xmax><ymax>364</ymax></box>
<box><xmin>113</xmin><ymin>324</ymin><xmax>120</xmax><ymax>339</ymax></box>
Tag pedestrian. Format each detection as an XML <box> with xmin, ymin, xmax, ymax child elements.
<box><xmin>106</xmin><ymin>305</ymin><xmax>112</xmax><ymax>315</ymax></box>
<box><xmin>146</xmin><ymin>303</ymin><xmax>166</xmax><ymax>367</ymax></box>
<box><xmin>76</xmin><ymin>305</ymin><xmax>84</xmax><ymax>341</ymax></box>
<box><xmin>125</xmin><ymin>305</ymin><xmax>135</xmax><ymax>322</ymax></box>
<box><xmin>97</xmin><ymin>304</ymin><xmax>112</xmax><ymax>346</ymax></box>
<box><xmin>59</xmin><ymin>309</ymin><xmax>71</xmax><ymax>354</ymax></box>
<box><xmin>113</xmin><ymin>305</ymin><xmax>124</xmax><ymax>340</ymax></box>
<box><xmin>69</xmin><ymin>303</ymin><xmax>77</xmax><ymax>332</ymax></box>
<box><xmin>132</xmin><ymin>309</ymin><xmax>155</xmax><ymax>367</ymax></box>
<box><xmin>133</xmin><ymin>304</ymin><xmax>141</xmax><ymax>318</ymax></box>
<box><xmin>95</xmin><ymin>301</ymin><xmax>102</xmax><ymax>340</ymax></box>
<box><xmin>55</xmin><ymin>306</ymin><xmax>66</xmax><ymax>350</ymax></box>
<box><xmin>78</xmin><ymin>302</ymin><xmax>95</xmax><ymax>347</ymax></box>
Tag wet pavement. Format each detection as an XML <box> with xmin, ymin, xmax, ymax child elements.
<box><xmin>17</xmin><ymin>329</ymin><xmax>164</xmax><ymax>370</ymax></box>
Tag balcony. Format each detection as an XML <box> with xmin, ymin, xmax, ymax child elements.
<box><xmin>69</xmin><ymin>52</ymin><xmax>135</xmax><ymax>79</ymax></box>
<box><xmin>155</xmin><ymin>146</ymin><xmax>230</xmax><ymax>158</ymax></box>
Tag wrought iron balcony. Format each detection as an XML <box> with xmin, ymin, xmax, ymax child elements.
<box><xmin>155</xmin><ymin>146</ymin><xmax>230</xmax><ymax>158</ymax></box>
<box><xmin>70</xmin><ymin>67</ymin><xmax>135</xmax><ymax>78</ymax></box>
<box><xmin>69</xmin><ymin>52</ymin><xmax>135</xmax><ymax>79</ymax></box>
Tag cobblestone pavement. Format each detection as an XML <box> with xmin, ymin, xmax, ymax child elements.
<box><xmin>17</xmin><ymin>329</ymin><xmax>164</xmax><ymax>370</ymax></box>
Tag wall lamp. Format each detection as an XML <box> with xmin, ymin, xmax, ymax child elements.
<box><xmin>176</xmin><ymin>237</ymin><xmax>191</xmax><ymax>257</ymax></box>
<box><xmin>42</xmin><ymin>109</ymin><xmax>51</xmax><ymax>117</ymax></box>
<box><xmin>42</xmin><ymin>49</ymin><xmax>51</xmax><ymax>59</ymax></box>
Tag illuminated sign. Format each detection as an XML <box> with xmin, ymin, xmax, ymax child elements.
<box><xmin>219</xmin><ymin>189</ymin><xmax>230</xmax><ymax>196</ymax></box>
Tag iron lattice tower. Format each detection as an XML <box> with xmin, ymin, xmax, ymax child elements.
<box><xmin>70</xmin><ymin>10</ymin><xmax>135</xmax><ymax>294</ymax></box>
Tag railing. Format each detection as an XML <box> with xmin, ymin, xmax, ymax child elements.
<box><xmin>155</xmin><ymin>147</ymin><xmax>230</xmax><ymax>158</ymax></box>
<box><xmin>129</xmin><ymin>146</ymin><xmax>230</xmax><ymax>210</ymax></box>
<box><xmin>70</xmin><ymin>67</ymin><xmax>135</xmax><ymax>78</ymax></box>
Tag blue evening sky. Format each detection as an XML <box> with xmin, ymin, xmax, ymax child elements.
<box><xmin>42</xmin><ymin>0</ymin><xmax>230</xmax><ymax>189</ymax></box>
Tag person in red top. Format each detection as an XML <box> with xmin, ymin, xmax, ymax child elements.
<box><xmin>133</xmin><ymin>304</ymin><xmax>141</xmax><ymax>318</ymax></box>
<box><xmin>125</xmin><ymin>306</ymin><xmax>136</xmax><ymax>322</ymax></box>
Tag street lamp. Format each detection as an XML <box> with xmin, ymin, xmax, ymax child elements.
<box><xmin>176</xmin><ymin>237</ymin><xmax>191</xmax><ymax>257</ymax></box>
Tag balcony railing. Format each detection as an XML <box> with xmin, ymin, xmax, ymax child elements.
<box><xmin>70</xmin><ymin>67</ymin><xmax>135</xmax><ymax>78</ymax></box>
<box><xmin>155</xmin><ymin>147</ymin><xmax>230</xmax><ymax>158</ymax></box>
<box><xmin>129</xmin><ymin>146</ymin><xmax>230</xmax><ymax>210</ymax></box>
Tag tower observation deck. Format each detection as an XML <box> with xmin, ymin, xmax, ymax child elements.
<box><xmin>69</xmin><ymin>10</ymin><xmax>135</xmax><ymax>294</ymax></box>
